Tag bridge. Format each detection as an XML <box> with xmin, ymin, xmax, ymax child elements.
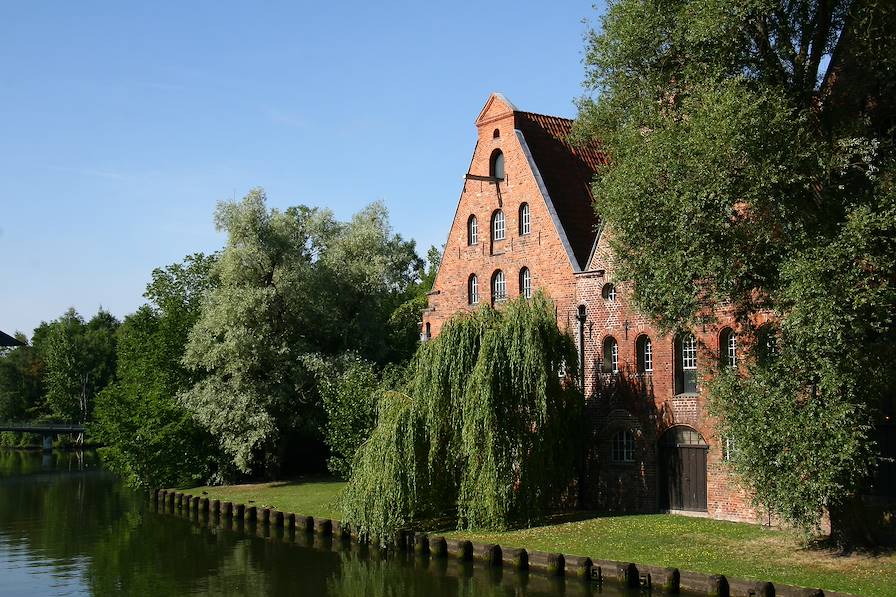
<box><xmin>0</xmin><ymin>422</ymin><xmax>86</xmax><ymax>449</ymax></box>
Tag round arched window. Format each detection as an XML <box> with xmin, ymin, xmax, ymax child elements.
<box><xmin>492</xmin><ymin>128</ymin><xmax>500</xmax><ymax>139</ymax></box>
<box><xmin>719</xmin><ymin>328</ymin><xmax>736</xmax><ymax>368</ymax></box>
<box><xmin>491</xmin><ymin>210</ymin><xmax>505</xmax><ymax>241</ymax></box>
<box><xmin>467</xmin><ymin>215</ymin><xmax>478</xmax><ymax>245</ymax></box>
<box><xmin>519</xmin><ymin>267</ymin><xmax>531</xmax><ymax>299</ymax></box>
<box><xmin>602</xmin><ymin>336</ymin><xmax>619</xmax><ymax>373</ymax></box>
<box><xmin>636</xmin><ymin>335</ymin><xmax>653</xmax><ymax>373</ymax></box>
<box><xmin>491</xmin><ymin>270</ymin><xmax>506</xmax><ymax>304</ymax></box>
<box><xmin>468</xmin><ymin>274</ymin><xmax>479</xmax><ymax>305</ymax></box>
<box><xmin>519</xmin><ymin>203</ymin><xmax>530</xmax><ymax>235</ymax></box>
<box><xmin>490</xmin><ymin>150</ymin><xmax>505</xmax><ymax>179</ymax></box>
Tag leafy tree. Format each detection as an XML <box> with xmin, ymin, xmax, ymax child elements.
<box><xmin>179</xmin><ymin>189</ymin><xmax>421</xmax><ymax>478</ymax></box>
<box><xmin>93</xmin><ymin>253</ymin><xmax>220</xmax><ymax>489</ymax></box>
<box><xmin>0</xmin><ymin>333</ymin><xmax>44</xmax><ymax>421</ymax></box>
<box><xmin>342</xmin><ymin>294</ymin><xmax>582</xmax><ymax>539</ymax></box>
<box><xmin>577</xmin><ymin>0</ymin><xmax>895</xmax><ymax>533</ymax></box>
<box><xmin>41</xmin><ymin>308</ymin><xmax>119</xmax><ymax>422</ymax></box>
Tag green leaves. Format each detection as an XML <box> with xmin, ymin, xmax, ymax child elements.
<box><xmin>341</xmin><ymin>294</ymin><xmax>583</xmax><ymax>540</ymax></box>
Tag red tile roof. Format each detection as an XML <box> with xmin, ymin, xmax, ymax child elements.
<box><xmin>515</xmin><ymin>111</ymin><xmax>606</xmax><ymax>270</ymax></box>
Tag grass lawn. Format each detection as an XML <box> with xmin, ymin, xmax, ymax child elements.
<box><xmin>171</xmin><ymin>480</ymin><xmax>895</xmax><ymax>597</ymax></box>
<box><xmin>175</xmin><ymin>477</ymin><xmax>345</xmax><ymax>520</ymax></box>
<box><xmin>448</xmin><ymin>514</ymin><xmax>896</xmax><ymax>597</ymax></box>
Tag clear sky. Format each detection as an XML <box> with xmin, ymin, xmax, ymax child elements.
<box><xmin>0</xmin><ymin>1</ymin><xmax>604</xmax><ymax>338</ymax></box>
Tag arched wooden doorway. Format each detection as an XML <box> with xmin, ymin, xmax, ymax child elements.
<box><xmin>659</xmin><ymin>426</ymin><xmax>708</xmax><ymax>512</ymax></box>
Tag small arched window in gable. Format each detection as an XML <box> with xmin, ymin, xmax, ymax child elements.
<box><xmin>602</xmin><ymin>336</ymin><xmax>619</xmax><ymax>374</ymax></box>
<box><xmin>491</xmin><ymin>270</ymin><xmax>506</xmax><ymax>304</ymax></box>
<box><xmin>490</xmin><ymin>150</ymin><xmax>505</xmax><ymax>180</ymax></box>
<box><xmin>467</xmin><ymin>215</ymin><xmax>478</xmax><ymax>245</ymax></box>
<box><xmin>468</xmin><ymin>274</ymin><xmax>479</xmax><ymax>305</ymax></box>
<box><xmin>636</xmin><ymin>335</ymin><xmax>653</xmax><ymax>373</ymax></box>
<box><xmin>492</xmin><ymin>210</ymin><xmax>505</xmax><ymax>241</ymax></box>
<box><xmin>492</xmin><ymin>128</ymin><xmax>500</xmax><ymax>139</ymax></box>
<box><xmin>719</xmin><ymin>328</ymin><xmax>737</xmax><ymax>368</ymax></box>
<box><xmin>519</xmin><ymin>267</ymin><xmax>531</xmax><ymax>299</ymax></box>
<box><xmin>602</xmin><ymin>283</ymin><xmax>617</xmax><ymax>302</ymax></box>
<box><xmin>519</xmin><ymin>202</ymin><xmax>531</xmax><ymax>235</ymax></box>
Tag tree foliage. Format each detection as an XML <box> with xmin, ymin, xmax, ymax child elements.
<box><xmin>342</xmin><ymin>294</ymin><xmax>582</xmax><ymax>540</ymax></box>
<box><xmin>179</xmin><ymin>189</ymin><xmax>422</xmax><ymax>477</ymax></box>
<box><xmin>0</xmin><ymin>333</ymin><xmax>44</xmax><ymax>421</ymax></box>
<box><xmin>92</xmin><ymin>253</ymin><xmax>220</xmax><ymax>489</ymax></box>
<box><xmin>578</xmin><ymin>0</ymin><xmax>896</xmax><ymax>532</ymax></box>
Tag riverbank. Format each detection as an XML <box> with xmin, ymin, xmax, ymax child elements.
<box><xmin>173</xmin><ymin>479</ymin><xmax>896</xmax><ymax>596</ymax></box>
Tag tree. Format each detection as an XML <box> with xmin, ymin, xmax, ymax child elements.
<box><xmin>342</xmin><ymin>294</ymin><xmax>582</xmax><ymax>540</ymax></box>
<box><xmin>179</xmin><ymin>189</ymin><xmax>421</xmax><ymax>478</ymax></box>
<box><xmin>577</xmin><ymin>0</ymin><xmax>895</xmax><ymax>534</ymax></box>
<box><xmin>92</xmin><ymin>253</ymin><xmax>220</xmax><ymax>489</ymax></box>
<box><xmin>41</xmin><ymin>308</ymin><xmax>119</xmax><ymax>423</ymax></box>
<box><xmin>0</xmin><ymin>333</ymin><xmax>44</xmax><ymax>421</ymax></box>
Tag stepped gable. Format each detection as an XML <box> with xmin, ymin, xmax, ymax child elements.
<box><xmin>515</xmin><ymin>110</ymin><xmax>605</xmax><ymax>270</ymax></box>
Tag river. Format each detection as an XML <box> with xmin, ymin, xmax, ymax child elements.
<box><xmin>0</xmin><ymin>449</ymin><xmax>635</xmax><ymax>596</ymax></box>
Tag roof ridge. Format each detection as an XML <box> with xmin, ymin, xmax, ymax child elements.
<box><xmin>515</xmin><ymin>109</ymin><xmax>576</xmax><ymax>123</ymax></box>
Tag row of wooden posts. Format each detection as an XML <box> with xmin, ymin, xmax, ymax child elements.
<box><xmin>151</xmin><ymin>489</ymin><xmax>840</xmax><ymax>597</ymax></box>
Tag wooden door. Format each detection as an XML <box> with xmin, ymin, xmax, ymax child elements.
<box><xmin>660</xmin><ymin>438</ymin><xmax>707</xmax><ymax>511</ymax></box>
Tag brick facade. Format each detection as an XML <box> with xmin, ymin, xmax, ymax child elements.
<box><xmin>424</xmin><ymin>94</ymin><xmax>761</xmax><ymax>524</ymax></box>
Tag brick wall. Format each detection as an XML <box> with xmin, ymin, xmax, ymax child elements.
<box><xmin>424</xmin><ymin>96</ymin><xmax>579</xmax><ymax>338</ymax></box>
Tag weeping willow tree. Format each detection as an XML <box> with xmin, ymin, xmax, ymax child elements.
<box><xmin>341</xmin><ymin>293</ymin><xmax>583</xmax><ymax>539</ymax></box>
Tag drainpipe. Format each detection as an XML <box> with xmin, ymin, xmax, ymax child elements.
<box><xmin>576</xmin><ymin>304</ymin><xmax>587</xmax><ymax>394</ymax></box>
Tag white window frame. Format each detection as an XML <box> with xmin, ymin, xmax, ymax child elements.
<box><xmin>520</xmin><ymin>203</ymin><xmax>531</xmax><ymax>235</ymax></box>
<box><xmin>643</xmin><ymin>337</ymin><xmax>653</xmax><ymax>372</ymax></box>
<box><xmin>492</xmin><ymin>270</ymin><xmax>506</xmax><ymax>303</ymax></box>
<box><xmin>520</xmin><ymin>267</ymin><xmax>531</xmax><ymax>299</ymax></box>
<box><xmin>611</xmin><ymin>430</ymin><xmax>635</xmax><ymax>463</ymax></box>
<box><xmin>723</xmin><ymin>436</ymin><xmax>736</xmax><ymax>461</ymax></box>
<box><xmin>469</xmin><ymin>275</ymin><xmax>479</xmax><ymax>305</ymax></box>
<box><xmin>726</xmin><ymin>331</ymin><xmax>737</xmax><ymax>368</ymax></box>
<box><xmin>682</xmin><ymin>334</ymin><xmax>697</xmax><ymax>370</ymax></box>
<box><xmin>468</xmin><ymin>216</ymin><xmax>478</xmax><ymax>245</ymax></box>
<box><xmin>492</xmin><ymin>211</ymin><xmax>505</xmax><ymax>241</ymax></box>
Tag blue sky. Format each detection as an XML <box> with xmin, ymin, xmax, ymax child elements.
<box><xmin>0</xmin><ymin>1</ymin><xmax>604</xmax><ymax>338</ymax></box>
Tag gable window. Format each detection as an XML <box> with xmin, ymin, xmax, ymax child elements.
<box><xmin>602</xmin><ymin>283</ymin><xmax>617</xmax><ymax>302</ymax></box>
<box><xmin>611</xmin><ymin>430</ymin><xmax>635</xmax><ymax>463</ymax></box>
<box><xmin>467</xmin><ymin>215</ymin><xmax>478</xmax><ymax>245</ymax></box>
<box><xmin>491</xmin><ymin>270</ymin><xmax>506</xmax><ymax>304</ymax></box>
<box><xmin>519</xmin><ymin>203</ymin><xmax>531</xmax><ymax>235</ymax></box>
<box><xmin>637</xmin><ymin>335</ymin><xmax>653</xmax><ymax>373</ymax></box>
<box><xmin>492</xmin><ymin>210</ymin><xmax>505</xmax><ymax>241</ymax></box>
<box><xmin>675</xmin><ymin>333</ymin><xmax>698</xmax><ymax>394</ymax></box>
<box><xmin>490</xmin><ymin>150</ymin><xmax>505</xmax><ymax>180</ymax></box>
<box><xmin>468</xmin><ymin>274</ymin><xmax>479</xmax><ymax>305</ymax></box>
<box><xmin>720</xmin><ymin>328</ymin><xmax>736</xmax><ymax>368</ymax></box>
<box><xmin>492</xmin><ymin>128</ymin><xmax>500</xmax><ymax>139</ymax></box>
<box><xmin>602</xmin><ymin>336</ymin><xmax>619</xmax><ymax>374</ymax></box>
<box><xmin>519</xmin><ymin>267</ymin><xmax>532</xmax><ymax>299</ymax></box>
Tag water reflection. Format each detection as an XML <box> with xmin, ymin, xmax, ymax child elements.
<box><xmin>0</xmin><ymin>450</ymin><xmax>631</xmax><ymax>596</ymax></box>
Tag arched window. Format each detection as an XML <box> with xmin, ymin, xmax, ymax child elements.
<box><xmin>719</xmin><ymin>328</ymin><xmax>736</xmax><ymax>368</ymax></box>
<box><xmin>424</xmin><ymin>322</ymin><xmax>431</xmax><ymax>340</ymax></box>
<box><xmin>467</xmin><ymin>215</ymin><xmax>478</xmax><ymax>245</ymax></box>
<box><xmin>611</xmin><ymin>430</ymin><xmax>635</xmax><ymax>463</ymax></box>
<box><xmin>602</xmin><ymin>336</ymin><xmax>619</xmax><ymax>373</ymax></box>
<box><xmin>756</xmin><ymin>324</ymin><xmax>778</xmax><ymax>364</ymax></box>
<box><xmin>492</xmin><ymin>128</ymin><xmax>500</xmax><ymax>139</ymax></box>
<box><xmin>675</xmin><ymin>333</ymin><xmax>698</xmax><ymax>394</ymax></box>
<box><xmin>468</xmin><ymin>274</ymin><xmax>479</xmax><ymax>305</ymax></box>
<box><xmin>491</xmin><ymin>210</ymin><xmax>505</xmax><ymax>241</ymax></box>
<box><xmin>602</xmin><ymin>283</ymin><xmax>617</xmax><ymax>302</ymax></box>
<box><xmin>519</xmin><ymin>267</ymin><xmax>531</xmax><ymax>299</ymax></box>
<box><xmin>519</xmin><ymin>203</ymin><xmax>531</xmax><ymax>235</ymax></box>
<box><xmin>636</xmin><ymin>335</ymin><xmax>653</xmax><ymax>373</ymax></box>
<box><xmin>491</xmin><ymin>270</ymin><xmax>506</xmax><ymax>304</ymax></box>
<box><xmin>490</xmin><ymin>150</ymin><xmax>505</xmax><ymax>179</ymax></box>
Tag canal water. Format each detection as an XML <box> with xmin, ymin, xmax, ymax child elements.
<box><xmin>0</xmin><ymin>450</ymin><xmax>636</xmax><ymax>596</ymax></box>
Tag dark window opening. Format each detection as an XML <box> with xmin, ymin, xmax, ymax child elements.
<box><xmin>490</xmin><ymin>150</ymin><xmax>505</xmax><ymax>180</ymax></box>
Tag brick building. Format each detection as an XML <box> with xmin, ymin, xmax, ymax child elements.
<box><xmin>423</xmin><ymin>93</ymin><xmax>767</xmax><ymax>523</ymax></box>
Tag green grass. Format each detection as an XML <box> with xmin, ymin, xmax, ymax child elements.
<box><xmin>172</xmin><ymin>480</ymin><xmax>895</xmax><ymax>597</ymax></box>
<box><xmin>448</xmin><ymin>514</ymin><xmax>896</xmax><ymax>597</ymax></box>
<box><xmin>175</xmin><ymin>477</ymin><xmax>345</xmax><ymax>520</ymax></box>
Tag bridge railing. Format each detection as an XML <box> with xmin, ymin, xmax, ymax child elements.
<box><xmin>0</xmin><ymin>421</ymin><xmax>86</xmax><ymax>433</ymax></box>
